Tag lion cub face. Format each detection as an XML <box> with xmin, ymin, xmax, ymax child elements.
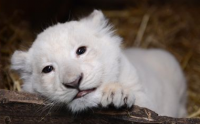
<box><xmin>11</xmin><ymin>10</ymin><xmax>122</xmax><ymax>112</ymax></box>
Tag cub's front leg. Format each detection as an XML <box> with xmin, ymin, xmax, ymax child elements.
<box><xmin>100</xmin><ymin>83</ymin><xmax>135</xmax><ymax>108</ymax></box>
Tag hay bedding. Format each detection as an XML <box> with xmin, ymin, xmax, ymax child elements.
<box><xmin>0</xmin><ymin>2</ymin><xmax>200</xmax><ymax>117</ymax></box>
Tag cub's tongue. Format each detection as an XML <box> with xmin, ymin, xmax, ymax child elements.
<box><xmin>76</xmin><ymin>88</ymin><xmax>96</xmax><ymax>98</ymax></box>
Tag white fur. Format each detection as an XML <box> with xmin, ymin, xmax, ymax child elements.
<box><xmin>11</xmin><ymin>10</ymin><xmax>187</xmax><ymax>117</ymax></box>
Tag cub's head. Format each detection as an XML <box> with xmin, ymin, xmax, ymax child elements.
<box><xmin>11</xmin><ymin>10</ymin><xmax>122</xmax><ymax>112</ymax></box>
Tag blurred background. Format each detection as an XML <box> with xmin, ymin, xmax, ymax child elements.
<box><xmin>0</xmin><ymin>0</ymin><xmax>200</xmax><ymax>117</ymax></box>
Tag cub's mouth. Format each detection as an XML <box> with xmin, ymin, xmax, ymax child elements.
<box><xmin>75</xmin><ymin>88</ymin><xmax>96</xmax><ymax>99</ymax></box>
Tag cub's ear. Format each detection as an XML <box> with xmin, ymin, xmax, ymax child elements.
<box><xmin>11</xmin><ymin>50</ymin><xmax>29</xmax><ymax>73</ymax></box>
<box><xmin>80</xmin><ymin>10</ymin><xmax>122</xmax><ymax>46</ymax></box>
<box><xmin>80</xmin><ymin>10</ymin><xmax>108</xmax><ymax>29</ymax></box>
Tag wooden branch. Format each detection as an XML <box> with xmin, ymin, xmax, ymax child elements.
<box><xmin>0</xmin><ymin>89</ymin><xmax>199</xmax><ymax>124</ymax></box>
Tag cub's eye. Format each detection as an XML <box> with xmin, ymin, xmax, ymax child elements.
<box><xmin>42</xmin><ymin>65</ymin><xmax>54</xmax><ymax>73</ymax></box>
<box><xmin>76</xmin><ymin>46</ymin><xmax>87</xmax><ymax>55</ymax></box>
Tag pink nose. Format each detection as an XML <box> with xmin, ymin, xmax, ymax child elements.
<box><xmin>63</xmin><ymin>73</ymin><xmax>83</xmax><ymax>89</ymax></box>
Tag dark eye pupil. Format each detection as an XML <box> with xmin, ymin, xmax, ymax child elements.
<box><xmin>42</xmin><ymin>66</ymin><xmax>53</xmax><ymax>73</ymax></box>
<box><xmin>76</xmin><ymin>46</ymin><xmax>86</xmax><ymax>55</ymax></box>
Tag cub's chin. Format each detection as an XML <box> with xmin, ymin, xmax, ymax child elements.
<box><xmin>67</xmin><ymin>89</ymin><xmax>102</xmax><ymax>112</ymax></box>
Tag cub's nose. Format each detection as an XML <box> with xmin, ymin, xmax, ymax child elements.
<box><xmin>63</xmin><ymin>73</ymin><xmax>83</xmax><ymax>89</ymax></box>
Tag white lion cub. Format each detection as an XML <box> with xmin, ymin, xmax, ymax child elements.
<box><xmin>11</xmin><ymin>10</ymin><xmax>187</xmax><ymax>117</ymax></box>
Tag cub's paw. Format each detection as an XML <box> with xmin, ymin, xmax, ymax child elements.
<box><xmin>100</xmin><ymin>83</ymin><xmax>135</xmax><ymax>108</ymax></box>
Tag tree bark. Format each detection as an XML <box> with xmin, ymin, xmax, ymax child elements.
<box><xmin>0</xmin><ymin>89</ymin><xmax>199</xmax><ymax>124</ymax></box>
